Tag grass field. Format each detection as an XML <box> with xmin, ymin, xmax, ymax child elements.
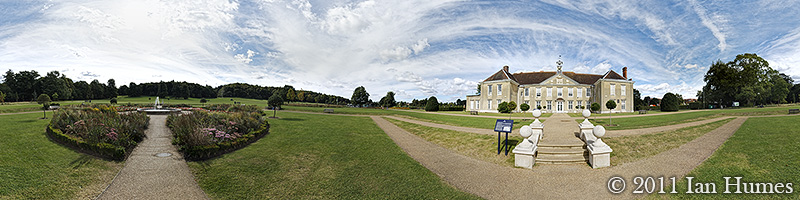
<box><xmin>603</xmin><ymin>118</ymin><xmax>733</xmax><ymax>166</ymax></box>
<box><xmin>284</xmin><ymin>105</ymin><xmax>535</xmax><ymax>131</ymax></box>
<box><xmin>656</xmin><ymin>115</ymin><xmax>800</xmax><ymax>199</ymax></box>
<box><xmin>188</xmin><ymin>112</ymin><xmax>479</xmax><ymax>199</ymax></box>
<box><xmin>386</xmin><ymin>118</ymin><xmax>520</xmax><ymax>167</ymax></box>
<box><xmin>581</xmin><ymin>104</ymin><xmax>800</xmax><ymax>130</ymax></box>
<box><xmin>0</xmin><ymin>112</ymin><xmax>122</xmax><ymax>199</ymax></box>
<box><xmin>567</xmin><ymin>110</ymin><xmax>664</xmax><ymax>117</ymax></box>
<box><xmin>439</xmin><ymin>110</ymin><xmax>553</xmax><ymax>118</ymax></box>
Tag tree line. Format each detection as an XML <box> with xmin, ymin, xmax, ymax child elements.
<box><xmin>1</xmin><ymin>69</ymin><xmax>349</xmax><ymax>105</ymax></box>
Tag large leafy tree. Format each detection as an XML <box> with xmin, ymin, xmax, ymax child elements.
<box><xmin>633</xmin><ymin>89</ymin><xmax>644</xmax><ymax>110</ymax></box>
<box><xmin>425</xmin><ymin>96</ymin><xmax>439</xmax><ymax>111</ymax></box>
<box><xmin>703</xmin><ymin>53</ymin><xmax>789</xmax><ymax>106</ymax></box>
<box><xmin>378</xmin><ymin>91</ymin><xmax>396</xmax><ymax>108</ymax></box>
<box><xmin>661</xmin><ymin>93</ymin><xmax>680</xmax><ymax>111</ymax></box>
<box><xmin>351</xmin><ymin>86</ymin><xmax>370</xmax><ymax>107</ymax></box>
<box><xmin>107</xmin><ymin>79</ymin><xmax>118</xmax><ymax>98</ymax></box>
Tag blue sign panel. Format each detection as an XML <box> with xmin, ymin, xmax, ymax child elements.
<box><xmin>494</xmin><ymin>119</ymin><xmax>513</xmax><ymax>133</ymax></box>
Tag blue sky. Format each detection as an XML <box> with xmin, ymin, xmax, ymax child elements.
<box><xmin>1</xmin><ymin>0</ymin><xmax>799</xmax><ymax>102</ymax></box>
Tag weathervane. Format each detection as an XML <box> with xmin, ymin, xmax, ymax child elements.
<box><xmin>556</xmin><ymin>55</ymin><xmax>563</xmax><ymax>72</ymax></box>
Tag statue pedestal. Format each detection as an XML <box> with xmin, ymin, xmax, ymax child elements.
<box><xmin>512</xmin><ymin>144</ymin><xmax>536</xmax><ymax>169</ymax></box>
<box><xmin>587</xmin><ymin>141</ymin><xmax>612</xmax><ymax>169</ymax></box>
<box><xmin>579</xmin><ymin>121</ymin><xmax>594</xmax><ymax>142</ymax></box>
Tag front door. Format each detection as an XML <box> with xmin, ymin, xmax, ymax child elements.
<box><xmin>557</xmin><ymin>101</ymin><xmax>563</xmax><ymax>112</ymax></box>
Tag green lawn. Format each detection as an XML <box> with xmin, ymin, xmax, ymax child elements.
<box><xmin>567</xmin><ymin>110</ymin><xmax>664</xmax><ymax>117</ymax></box>
<box><xmin>657</xmin><ymin>115</ymin><xmax>800</xmax><ymax>199</ymax></box>
<box><xmin>0</xmin><ymin>101</ymin><xmax>84</xmax><ymax>113</ymax></box>
<box><xmin>580</xmin><ymin>105</ymin><xmax>800</xmax><ymax>130</ymax></box>
<box><xmin>439</xmin><ymin>110</ymin><xmax>553</xmax><ymax>118</ymax></box>
<box><xmin>0</xmin><ymin>112</ymin><xmax>122</xmax><ymax>199</ymax></box>
<box><xmin>284</xmin><ymin>105</ymin><xmax>535</xmax><ymax>131</ymax></box>
<box><xmin>603</xmin><ymin>118</ymin><xmax>733</xmax><ymax>166</ymax></box>
<box><xmin>115</xmin><ymin>96</ymin><xmax>268</xmax><ymax>106</ymax></box>
<box><xmin>386</xmin><ymin>118</ymin><xmax>520</xmax><ymax>167</ymax></box>
<box><xmin>187</xmin><ymin>112</ymin><xmax>479</xmax><ymax>199</ymax></box>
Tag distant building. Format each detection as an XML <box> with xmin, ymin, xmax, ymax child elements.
<box><xmin>466</xmin><ymin>59</ymin><xmax>634</xmax><ymax>113</ymax></box>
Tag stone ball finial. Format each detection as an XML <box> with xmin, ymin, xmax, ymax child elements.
<box><xmin>532</xmin><ymin>109</ymin><xmax>542</xmax><ymax>118</ymax></box>
<box><xmin>582</xmin><ymin>109</ymin><xmax>591</xmax><ymax>118</ymax></box>
<box><xmin>520</xmin><ymin>125</ymin><xmax>532</xmax><ymax>138</ymax></box>
<box><xmin>593</xmin><ymin>125</ymin><xmax>606</xmax><ymax>138</ymax></box>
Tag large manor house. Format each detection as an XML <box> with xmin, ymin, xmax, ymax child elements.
<box><xmin>466</xmin><ymin>59</ymin><xmax>634</xmax><ymax>113</ymax></box>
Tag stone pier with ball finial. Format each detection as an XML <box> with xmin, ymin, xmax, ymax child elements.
<box><xmin>514</xmin><ymin>109</ymin><xmax>612</xmax><ymax>168</ymax></box>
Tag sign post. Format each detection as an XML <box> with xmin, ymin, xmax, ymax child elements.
<box><xmin>494</xmin><ymin>119</ymin><xmax>514</xmax><ymax>155</ymax></box>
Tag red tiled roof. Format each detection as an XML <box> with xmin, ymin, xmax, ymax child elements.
<box><xmin>483</xmin><ymin>68</ymin><xmax>626</xmax><ymax>85</ymax></box>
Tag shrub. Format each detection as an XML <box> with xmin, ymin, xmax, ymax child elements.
<box><xmin>590</xmin><ymin>103</ymin><xmax>601</xmax><ymax>113</ymax></box>
<box><xmin>167</xmin><ymin>110</ymin><xmax>269</xmax><ymax>160</ymax></box>
<box><xmin>204</xmin><ymin>104</ymin><xmax>261</xmax><ymax>112</ymax></box>
<box><xmin>661</xmin><ymin>93</ymin><xmax>680</xmax><ymax>111</ymax></box>
<box><xmin>689</xmin><ymin>102</ymin><xmax>702</xmax><ymax>110</ymax></box>
<box><xmin>438</xmin><ymin>104</ymin><xmax>464</xmax><ymax>111</ymax></box>
<box><xmin>520</xmin><ymin>103</ymin><xmax>530</xmax><ymax>112</ymax></box>
<box><xmin>47</xmin><ymin>106</ymin><xmax>149</xmax><ymax>160</ymax></box>
<box><xmin>110</xmin><ymin>98</ymin><xmax>118</xmax><ymax>104</ymax></box>
<box><xmin>425</xmin><ymin>96</ymin><xmax>439</xmax><ymax>112</ymax></box>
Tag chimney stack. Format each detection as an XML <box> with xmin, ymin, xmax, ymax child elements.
<box><xmin>623</xmin><ymin>67</ymin><xmax>628</xmax><ymax>79</ymax></box>
<box><xmin>503</xmin><ymin>66</ymin><xmax>509</xmax><ymax>72</ymax></box>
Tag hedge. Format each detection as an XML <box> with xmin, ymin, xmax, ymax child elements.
<box><xmin>46</xmin><ymin>126</ymin><xmax>127</xmax><ymax>160</ymax></box>
<box><xmin>177</xmin><ymin>122</ymin><xmax>270</xmax><ymax>161</ymax></box>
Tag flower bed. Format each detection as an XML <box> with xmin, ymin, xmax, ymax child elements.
<box><xmin>46</xmin><ymin>105</ymin><xmax>149</xmax><ymax>160</ymax></box>
<box><xmin>204</xmin><ymin>104</ymin><xmax>262</xmax><ymax>112</ymax></box>
<box><xmin>167</xmin><ymin>110</ymin><xmax>269</xmax><ymax>161</ymax></box>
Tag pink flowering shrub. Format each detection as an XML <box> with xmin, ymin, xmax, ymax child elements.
<box><xmin>167</xmin><ymin>110</ymin><xmax>268</xmax><ymax>160</ymax></box>
<box><xmin>47</xmin><ymin>106</ymin><xmax>149</xmax><ymax>160</ymax></box>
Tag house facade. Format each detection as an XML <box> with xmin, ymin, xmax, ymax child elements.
<box><xmin>466</xmin><ymin>61</ymin><xmax>634</xmax><ymax>113</ymax></box>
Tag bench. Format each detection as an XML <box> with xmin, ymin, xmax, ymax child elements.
<box><xmin>470</xmin><ymin>111</ymin><xmax>478</xmax><ymax>115</ymax></box>
<box><xmin>790</xmin><ymin>109</ymin><xmax>799</xmax><ymax>114</ymax></box>
<box><xmin>323</xmin><ymin>109</ymin><xmax>334</xmax><ymax>113</ymax></box>
<box><xmin>638</xmin><ymin>110</ymin><xmax>648</xmax><ymax>114</ymax></box>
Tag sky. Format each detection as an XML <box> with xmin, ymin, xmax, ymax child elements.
<box><xmin>1</xmin><ymin>0</ymin><xmax>799</xmax><ymax>102</ymax></box>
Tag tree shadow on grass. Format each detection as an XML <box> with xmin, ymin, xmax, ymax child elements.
<box><xmin>70</xmin><ymin>155</ymin><xmax>93</xmax><ymax>169</ymax></box>
<box><xmin>278</xmin><ymin>118</ymin><xmax>305</xmax><ymax>121</ymax></box>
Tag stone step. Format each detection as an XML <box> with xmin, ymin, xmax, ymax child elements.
<box><xmin>535</xmin><ymin>153</ymin><xmax>588</xmax><ymax>164</ymax></box>
<box><xmin>538</xmin><ymin>148</ymin><xmax>587</xmax><ymax>155</ymax></box>
<box><xmin>538</xmin><ymin>143</ymin><xmax>585</xmax><ymax>150</ymax></box>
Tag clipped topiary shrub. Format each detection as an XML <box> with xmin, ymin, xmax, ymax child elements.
<box><xmin>425</xmin><ymin>96</ymin><xmax>439</xmax><ymax>112</ymax></box>
<box><xmin>661</xmin><ymin>93</ymin><xmax>680</xmax><ymax>112</ymax></box>
<box><xmin>167</xmin><ymin>110</ymin><xmax>269</xmax><ymax>161</ymax></box>
<box><xmin>47</xmin><ymin>105</ymin><xmax>149</xmax><ymax>160</ymax></box>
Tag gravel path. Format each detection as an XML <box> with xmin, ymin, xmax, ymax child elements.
<box><xmin>97</xmin><ymin>115</ymin><xmax>208</xmax><ymax>200</ymax></box>
<box><xmin>372</xmin><ymin>116</ymin><xmax>748</xmax><ymax>199</ymax></box>
<box><xmin>386</xmin><ymin>113</ymin><xmax>738</xmax><ymax>139</ymax></box>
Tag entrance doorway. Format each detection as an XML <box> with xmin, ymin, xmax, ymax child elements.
<box><xmin>557</xmin><ymin>101</ymin><xmax>563</xmax><ymax>112</ymax></box>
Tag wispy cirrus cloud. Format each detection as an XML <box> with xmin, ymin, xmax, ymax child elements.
<box><xmin>1</xmin><ymin>0</ymin><xmax>799</xmax><ymax>101</ymax></box>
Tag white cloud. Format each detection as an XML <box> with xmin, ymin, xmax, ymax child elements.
<box><xmin>234</xmin><ymin>50</ymin><xmax>257</xmax><ymax>64</ymax></box>
<box><xmin>688</xmin><ymin>0</ymin><xmax>728</xmax><ymax>52</ymax></box>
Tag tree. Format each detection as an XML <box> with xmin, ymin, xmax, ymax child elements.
<box><xmin>605</xmin><ymin>100</ymin><xmax>617</xmax><ymax>125</ymax></box>
<box><xmin>378</xmin><ymin>91</ymin><xmax>396</xmax><ymax>108</ymax></box>
<box><xmin>703</xmin><ymin>53</ymin><xmax>781</xmax><ymax>106</ymax></box>
<box><xmin>0</xmin><ymin>91</ymin><xmax>5</xmax><ymax>105</ymax></box>
<box><xmin>476</xmin><ymin>83</ymin><xmax>481</xmax><ymax>95</ymax></box>
<box><xmin>107</xmin><ymin>79</ymin><xmax>118</xmax><ymax>98</ymax></box>
<box><xmin>497</xmin><ymin>102</ymin><xmax>510</xmax><ymax>113</ymax></box>
<box><xmin>37</xmin><ymin>94</ymin><xmax>51</xmax><ymax>119</ymax></box>
<box><xmin>425</xmin><ymin>96</ymin><xmax>439</xmax><ymax>111</ymax></box>
<box><xmin>268</xmin><ymin>93</ymin><xmax>284</xmax><ymax>118</ymax></box>
<box><xmin>520</xmin><ymin>103</ymin><xmax>530</xmax><ymax>112</ymax></box>
<box><xmin>661</xmin><ymin>93</ymin><xmax>680</xmax><ymax>111</ymax></box>
<box><xmin>351</xmin><ymin>86</ymin><xmax>370</xmax><ymax>107</ymax></box>
<box><xmin>507</xmin><ymin>101</ymin><xmax>517</xmax><ymax>113</ymax></box>
<box><xmin>633</xmin><ymin>89</ymin><xmax>644</xmax><ymax>110</ymax></box>
<box><xmin>770</xmin><ymin>73</ymin><xmax>791</xmax><ymax>104</ymax></box>
<box><xmin>590</xmin><ymin>102</ymin><xmax>601</xmax><ymax>113</ymax></box>
<box><xmin>286</xmin><ymin>88</ymin><xmax>297</xmax><ymax>103</ymax></box>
